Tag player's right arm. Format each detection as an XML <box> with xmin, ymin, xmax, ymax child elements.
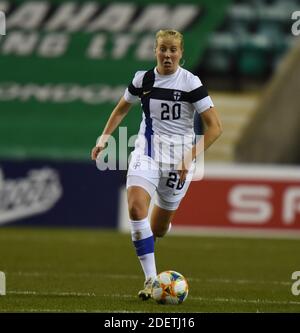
<box><xmin>91</xmin><ymin>70</ymin><xmax>144</xmax><ymax>161</ymax></box>
<box><xmin>91</xmin><ymin>96</ymin><xmax>132</xmax><ymax>161</ymax></box>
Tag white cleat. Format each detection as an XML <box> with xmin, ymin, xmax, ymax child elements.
<box><xmin>138</xmin><ymin>277</ymin><xmax>153</xmax><ymax>301</ymax></box>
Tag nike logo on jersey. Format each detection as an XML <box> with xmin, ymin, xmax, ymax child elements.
<box><xmin>143</xmin><ymin>90</ymin><xmax>151</xmax><ymax>95</ymax></box>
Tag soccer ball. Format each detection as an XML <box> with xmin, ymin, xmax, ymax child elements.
<box><xmin>151</xmin><ymin>270</ymin><xmax>189</xmax><ymax>305</ymax></box>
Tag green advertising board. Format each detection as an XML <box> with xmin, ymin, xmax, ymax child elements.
<box><xmin>0</xmin><ymin>0</ymin><xmax>231</xmax><ymax>160</ymax></box>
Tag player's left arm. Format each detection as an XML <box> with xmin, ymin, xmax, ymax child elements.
<box><xmin>178</xmin><ymin>107</ymin><xmax>222</xmax><ymax>182</ymax></box>
<box><xmin>190</xmin><ymin>106</ymin><xmax>223</xmax><ymax>161</ymax></box>
<box><xmin>199</xmin><ymin>106</ymin><xmax>223</xmax><ymax>151</ymax></box>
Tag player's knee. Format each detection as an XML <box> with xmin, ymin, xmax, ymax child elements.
<box><xmin>128</xmin><ymin>201</ymin><xmax>148</xmax><ymax>220</ymax></box>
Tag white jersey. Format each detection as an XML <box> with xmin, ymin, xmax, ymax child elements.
<box><xmin>124</xmin><ymin>66</ymin><xmax>214</xmax><ymax>165</ymax></box>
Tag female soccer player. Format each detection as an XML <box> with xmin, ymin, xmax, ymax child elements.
<box><xmin>91</xmin><ymin>29</ymin><xmax>222</xmax><ymax>300</ymax></box>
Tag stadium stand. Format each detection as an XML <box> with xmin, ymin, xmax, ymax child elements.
<box><xmin>204</xmin><ymin>91</ymin><xmax>258</xmax><ymax>162</ymax></box>
<box><xmin>195</xmin><ymin>0</ymin><xmax>300</xmax><ymax>163</ymax></box>
<box><xmin>235</xmin><ymin>39</ymin><xmax>300</xmax><ymax>164</ymax></box>
<box><xmin>195</xmin><ymin>0</ymin><xmax>299</xmax><ymax>90</ymax></box>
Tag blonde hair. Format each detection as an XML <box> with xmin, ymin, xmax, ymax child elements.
<box><xmin>155</xmin><ymin>29</ymin><xmax>184</xmax><ymax>50</ymax></box>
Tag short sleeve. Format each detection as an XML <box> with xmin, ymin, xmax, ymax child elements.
<box><xmin>188</xmin><ymin>75</ymin><xmax>214</xmax><ymax>114</ymax></box>
<box><xmin>123</xmin><ymin>71</ymin><xmax>146</xmax><ymax>103</ymax></box>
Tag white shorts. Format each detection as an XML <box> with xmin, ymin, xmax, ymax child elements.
<box><xmin>126</xmin><ymin>152</ymin><xmax>195</xmax><ymax>211</ymax></box>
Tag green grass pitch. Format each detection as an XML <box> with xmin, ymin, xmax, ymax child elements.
<box><xmin>0</xmin><ymin>227</ymin><xmax>300</xmax><ymax>313</ymax></box>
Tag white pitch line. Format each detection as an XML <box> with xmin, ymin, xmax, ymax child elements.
<box><xmin>0</xmin><ymin>309</ymin><xmax>146</xmax><ymax>313</ymax></box>
<box><xmin>189</xmin><ymin>277</ymin><xmax>291</xmax><ymax>286</ymax></box>
<box><xmin>5</xmin><ymin>291</ymin><xmax>300</xmax><ymax>307</ymax></box>
<box><xmin>108</xmin><ymin>293</ymin><xmax>300</xmax><ymax>306</ymax></box>
<box><xmin>0</xmin><ymin>308</ymin><xmax>89</xmax><ymax>313</ymax></box>
<box><xmin>104</xmin><ymin>293</ymin><xmax>300</xmax><ymax>306</ymax></box>
<box><xmin>188</xmin><ymin>296</ymin><xmax>300</xmax><ymax>306</ymax></box>
<box><xmin>8</xmin><ymin>290</ymin><xmax>96</xmax><ymax>297</ymax></box>
<box><xmin>9</xmin><ymin>271</ymin><xmax>291</xmax><ymax>286</ymax></box>
<box><xmin>10</xmin><ymin>271</ymin><xmax>141</xmax><ymax>280</ymax></box>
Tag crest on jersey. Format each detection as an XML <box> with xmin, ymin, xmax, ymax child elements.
<box><xmin>173</xmin><ymin>91</ymin><xmax>181</xmax><ymax>101</ymax></box>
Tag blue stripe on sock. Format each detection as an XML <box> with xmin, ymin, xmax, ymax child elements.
<box><xmin>133</xmin><ymin>236</ymin><xmax>154</xmax><ymax>256</ymax></box>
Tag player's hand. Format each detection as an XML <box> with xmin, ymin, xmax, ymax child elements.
<box><xmin>176</xmin><ymin>159</ymin><xmax>191</xmax><ymax>183</ymax></box>
<box><xmin>91</xmin><ymin>144</ymin><xmax>106</xmax><ymax>161</ymax></box>
<box><xmin>178</xmin><ymin>168</ymin><xmax>188</xmax><ymax>184</ymax></box>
